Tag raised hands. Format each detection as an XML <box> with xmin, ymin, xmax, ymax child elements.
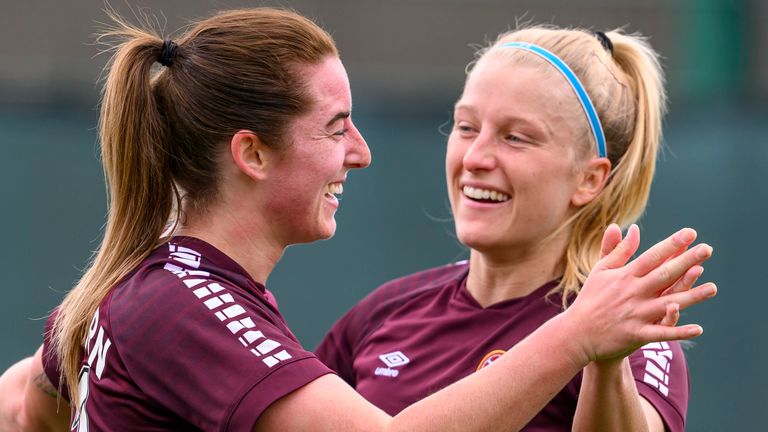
<box><xmin>565</xmin><ymin>224</ymin><xmax>716</xmax><ymax>363</ymax></box>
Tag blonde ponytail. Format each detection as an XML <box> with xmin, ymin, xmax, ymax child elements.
<box><xmin>560</xmin><ymin>30</ymin><xmax>667</xmax><ymax>306</ymax></box>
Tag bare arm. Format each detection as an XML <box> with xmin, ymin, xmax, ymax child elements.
<box><xmin>573</xmin><ymin>358</ymin><xmax>662</xmax><ymax>432</ymax></box>
<box><xmin>255</xmin><ymin>226</ymin><xmax>715</xmax><ymax>432</ymax></box>
<box><xmin>257</xmin><ymin>312</ymin><xmax>588</xmax><ymax>432</ymax></box>
<box><xmin>573</xmin><ymin>227</ymin><xmax>706</xmax><ymax>432</ymax></box>
<box><xmin>0</xmin><ymin>345</ymin><xmax>71</xmax><ymax>432</ymax></box>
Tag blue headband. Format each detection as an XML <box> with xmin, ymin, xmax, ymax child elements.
<box><xmin>499</xmin><ymin>42</ymin><xmax>607</xmax><ymax>158</ymax></box>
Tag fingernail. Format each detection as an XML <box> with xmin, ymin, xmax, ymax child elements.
<box><xmin>689</xmin><ymin>326</ymin><xmax>703</xmax><ymax>336</ymax></box>
<box><xmin>688</xmin><ymin>267</ymin><xmax>704</xmax><ymax>283</ymax></box>
<box><xmin>677</xmin><ymin>228</ymin><xmax>696</xmax><ymax>243</ymax></box>
<box><xmin>704</xmin><ymin>284</ymin><xmax>717</xmax><ymax>297</ymax></box>
<box><xmin>697</xmin><ymin>244</ymin><xmax>713</xmax><ymax>258</ymax></box>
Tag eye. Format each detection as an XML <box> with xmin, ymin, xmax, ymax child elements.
<box><xmin>504</xmin><ymin>132</ymin><xmax>534</xmax><ymax>146</ymax></box>
<box><xmin>333</xmin><ymin>128</ymin><xmax>349</xmax><ymax>137</ymax></box>
<box><xmin>455</xmin><ymin>122</ymin><xmax>478</xmax><ymax>136</ymax></box>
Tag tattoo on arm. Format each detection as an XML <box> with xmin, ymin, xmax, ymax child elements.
<box><xmin>33</xmin><ymin>372</ymin><xmax>59</xmax><ymax>399</ymax></box>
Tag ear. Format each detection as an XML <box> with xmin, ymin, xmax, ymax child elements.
<box><xmin>230</xmin><ymin>130</ymin><xmax>273</xmax><ymax>181</ymax></box>
<box><xmin>571</xmin><ymin>157</ymin><xmax>611</xmax><ymax>207</ymax></box>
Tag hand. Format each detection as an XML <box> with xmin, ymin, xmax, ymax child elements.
<box><xmin>598</xmin><ymin>225</ymin><xmax>705</xmax><ymax>328</ymax></box>
<box><xmin>564</xmin><ymin>225</ymin><xmax>716</xmax><ymax>363</ymax></box>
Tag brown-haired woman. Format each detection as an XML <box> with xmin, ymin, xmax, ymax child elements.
<box><xmin>0</xmin><ymin>9</ymin><xmax>714</xmax><ymax>432</ymax></box>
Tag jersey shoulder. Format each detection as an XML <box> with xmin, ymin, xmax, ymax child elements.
<box><xmin>362</xmin><ymin>261</ymin><xmax>469</xmax><ymax>310</ymax></box>
<box><xmin>333</xmin><ymin>261</ymin><xmax>467</xmax><ymax>345</ymax></box>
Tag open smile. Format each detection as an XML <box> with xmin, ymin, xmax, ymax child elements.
<box><xmin>324</xmin><ymin>182</ymin><xmax>344</xmax><ymax>204</ymax></box>
<box><xmin>462</xmin><ymin>185</ymin><xmax>510</xmax><ymax>203</ymax></box>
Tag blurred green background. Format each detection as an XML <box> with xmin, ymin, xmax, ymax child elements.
<box><xmin>1</xmin><ymin>0</ymin><xmax>766</xmax><ymax>429</ymax></box>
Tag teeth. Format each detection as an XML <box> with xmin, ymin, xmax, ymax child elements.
<box><xmin>462</xmin><ymin>186</ymin><xmax>509</xmax><ymax>202</ymax></box>
<box><xmin>326</xmin><ymin>183</ymin><xmax>343</xmax><ymax>196</ymax></box>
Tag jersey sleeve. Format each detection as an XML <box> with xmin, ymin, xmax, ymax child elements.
<box><xmin>109</xmin><ymin>273</ymin><xmax>331</xmax><ymax>431</ymax></box>
<box><xmin>629</xmin><ymin>341</ymin><xmax>690</xmax><ymax>431</ymax></box>
<box><xmin>41</xmin><ymin>308</ymin><xmax>70</xmax><ymax>403</ymax></box>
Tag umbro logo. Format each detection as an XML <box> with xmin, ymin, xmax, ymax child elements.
<box><xmin>375</xmin><ymin>351</ymin><xmax>410</xmax><ymax>378</ymax></box>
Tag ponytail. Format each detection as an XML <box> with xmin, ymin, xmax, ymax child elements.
<box><xmin>52</xmin><ymin>17</ymin><xmax>175</xmax><ymax>407</ymax></box>
<box><xmin>561</xmin><ymin>30</ymin><xmax>667</xmax><ymax>306</ymax></box>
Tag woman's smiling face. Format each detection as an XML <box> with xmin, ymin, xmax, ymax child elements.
<box><xmin>446</xmin><ymin>57</ymin><xmax>591</xmax><ymax>254</ymax></box>
<box><xmin>263</xmin><ymin>56</ymin><xmax>371</xmax><ymax>246</ymax></box>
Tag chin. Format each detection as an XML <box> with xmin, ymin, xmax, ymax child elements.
<box><xmin>288</xmin><ymin>223</ymin><xmax>336</xmax><ymax>245</ymax></box>
<box><xmin>455</xmin><ymin>228</ymin><xmax>498</xmax><ymax>251</ymax></box>
<box><xmin>315</xmin><ymin>219</ymin><xmax>337</xmax><ymax>241</ymax></box>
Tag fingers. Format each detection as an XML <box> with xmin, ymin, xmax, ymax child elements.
<box><xmin>660</xmin><ymin>282</ymin><xmax>717</xmax><ymax>311</ymax></box>
<box><xmin>642</xmin><ymin>324</ymin><xmax>704</xmax><ymax>342</ymax></box>
<box><xmin>645</xmin><ymin>244</ymin><xmax>713</xmax><ymax>293</ymax></box>
<box><xmin>659</xmin><ymin>303</ymin><xmax>680</xmax><ymax>327</ymax></box>
<box><xmin>596</xmin><ymin>224</ymin><xmax>640</xmax><ymax>270</ymax></box>
<box><xmin>660</xmin><ymin>265</ymin><xmax>704</xmax><ymax>297</ymax></box>
<box><xmin>630</xmin><ymin>228</ymin><xmax>697</xmax><ymax>277</ymax></box>
<box><xmin>599</xmin><ymin>223</ymin><xmax>623</xmax><ymax>260</ymax></box>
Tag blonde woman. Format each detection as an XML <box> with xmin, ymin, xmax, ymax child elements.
<box><xmin>0</xmin><ymin>11</ymin><xmax>713</xmax><ymax>432</ymax></box>
<box><xmin>317</xmin><ymin>27</ymin><xmax>706</xmax><ymax>431</ymax></box>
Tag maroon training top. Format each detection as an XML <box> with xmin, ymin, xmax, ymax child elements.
<box><xmin>43</xmin><ymin>237</ymin><xmax>331</xmax><ymax>431</ymax></box>
<box><xmin>316</xmin><ymin>261</ymin><xmax>689</xmax><ymax>431</ymax></box>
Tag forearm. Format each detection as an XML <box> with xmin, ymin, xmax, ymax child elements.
<box><xmin>259</xmin><ymin>313</ymin><xmax>591</xmax><ymax>432</ymax></box>
<box><xmin>572</xmin><ymin>358</ymin><xmax>654</xmax><ymax>432</ymax></box>
<box><xmin>0</xmin><ymin>347</ymin><xmax>70</xmax><ymax>432</ymax></box>
<box><xmin>390</xmin><ymin>314</ymin><xmax>588</xmax><ymax>431</ymax></box>
<box><xmin>0</xmin><ymin>357</ymin><xmax>34</xmax><ymax>432</ymax></box>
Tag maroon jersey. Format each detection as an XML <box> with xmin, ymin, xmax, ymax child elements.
<box><xmin>316</xmin><ymin>261</ymin><xmax>689</xmax><ymax>431</ymax></box>
<box><xmin>43</xmin><ymin>237</ymin><xmax>331</xmax><ymax>431</ymax></box>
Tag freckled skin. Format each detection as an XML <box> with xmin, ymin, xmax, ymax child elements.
<box><xmin>263</xmin><ymin>57</ymin><xmax>370</xmax><ymax>246</ymax></box>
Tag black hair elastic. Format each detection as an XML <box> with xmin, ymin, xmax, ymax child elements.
<box><xmin>594</xmin><ymin>31</ymin><xmax>614</xmax><ymax>54</ymax></box>
<box><xmin>158</xmin><ymin>39</ymin><xmax>178</xmax><ymax>67</ymax></box>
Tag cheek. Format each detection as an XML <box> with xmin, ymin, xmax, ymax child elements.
<box><xmin>445</xmin><ymin>138</ymin><xmax>466</xmax><ymax>177</ymax></box>
<box><xmin>445</xmin><ymin>140</ymin><xmax>464</xmax><ymax>203</ymax></box>
<box><xmin>522</xmin><ymin>166</ymin><xmax>579</xmax><ymax>215</ymax></box>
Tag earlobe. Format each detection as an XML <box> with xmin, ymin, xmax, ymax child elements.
<box><xmin>571</xmin><ymin>157</ymin><xmax>611</xmax><ymax>206</ymax></box>
<box><xmin>230</xmin><ymin>130</ymin><xmax>270</xmax><ymax>181</ymax></box>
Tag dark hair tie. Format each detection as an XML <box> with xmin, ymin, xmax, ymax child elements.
<box><xmin>594</xmin><ymin>31</ymin><xmax>613</xmax><ymax>54</ymax></box>
<box><xmin>158</xmin><ymin>39</ymin><xmax>178</xmax><ymax>67</ymax></box>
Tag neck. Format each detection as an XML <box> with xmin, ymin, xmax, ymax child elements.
<box><xmin>466</xmin><ymin>232</ymin><xmax>569</xmax><ymax>307</ymax></box>
<box><xmin>175</xmin><ymin>204</ymin><xmax>285</xmax><ymax>285</ymax></box>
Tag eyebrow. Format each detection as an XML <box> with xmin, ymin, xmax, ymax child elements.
<box><xmin>325</xmin><ymin>111</ymin><xmax>350</xmax><ymax>128</ymax></box>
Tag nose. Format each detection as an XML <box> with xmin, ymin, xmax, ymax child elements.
<box><xmin>462</xmin><ymin>130</ymin><xmax>496</xmax><ymax>172</ymax></box>
<box><xmin>346</xmin><ymin>122</ymin><xmax>372</xmax><ymax>169</ymax></box>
